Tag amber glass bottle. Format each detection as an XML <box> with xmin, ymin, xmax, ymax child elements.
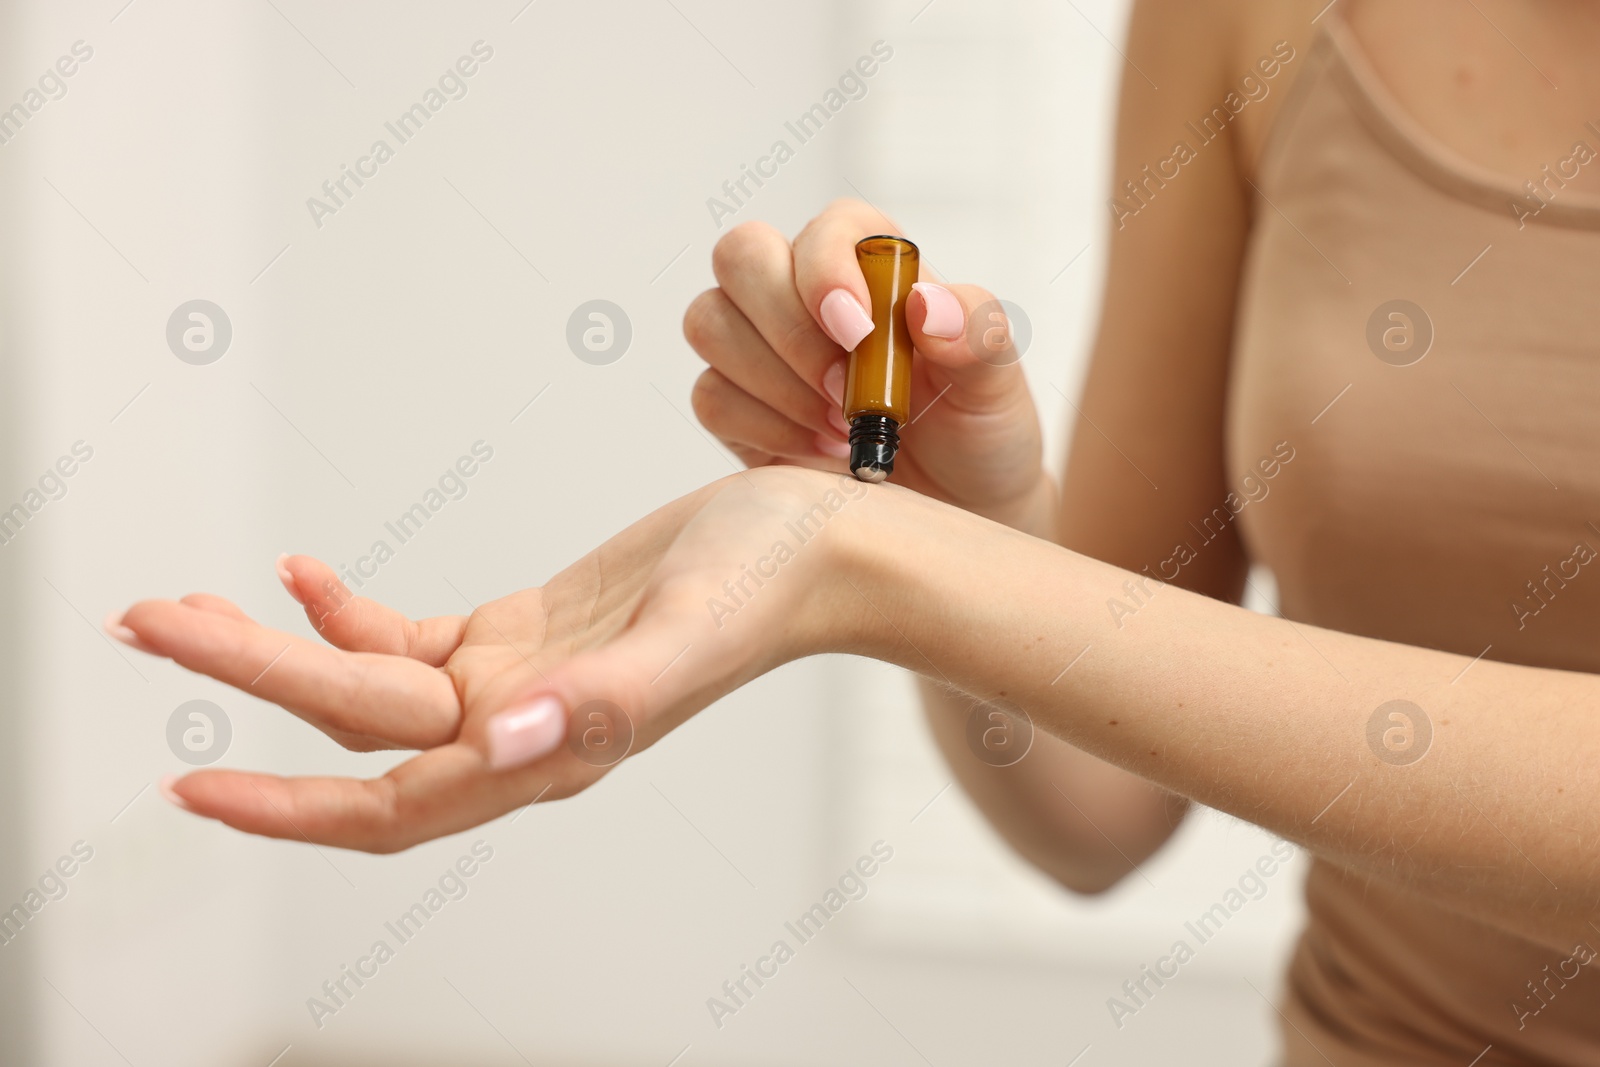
<box><xmin>844</xmin><ymin>235</ymin><xmax>919</xmax><ymax>482</ymax></box>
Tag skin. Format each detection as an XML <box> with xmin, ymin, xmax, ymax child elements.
<box><xmin>684</xmin><ymin>0</ymin><xmax>1600</xmax><ymax>903</ymax></box>
<box><xmin>123</xmin><ymin>473</ymin><xmax>867</xmax><ymax>852</ymax></box>
<box><xmin>118</xmin><ymin>459</ymin><xmax>1600</xmax><ymax>954</ymax></box>
<box><xmin>112</xmin><ymin>0</ymin><xmax>1600</xmax><ymax>1005</ymax></box>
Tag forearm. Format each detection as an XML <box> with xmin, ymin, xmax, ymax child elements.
<box><xmin>959</xmin><ymin>466</ymin><xmax>1060</xmax><ymax>543</ymax></box>
<box><xmin>842</xmin><ymin>486</ymin><xmax>1600</xmax><ymax>951</ymax></box>
<box><xmin>914</xmin><ymin>468</ymin><xmax>1193</xmax><ymax>891</ymax></box>
<box><xmin>918</xmin><ymin>675</ymin><xmax>1188</xmax><ymax>892</ymax></box>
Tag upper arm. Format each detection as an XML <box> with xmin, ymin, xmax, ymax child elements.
<box><xmin>924</xmin><ymin>0</ymin><xmax>1322</xmax><ymax>892</ymax></box>
<box><xmin>1058</xmin><ymin>0</ymin><xmax>1260</xmax><ymax>603</ymax></box>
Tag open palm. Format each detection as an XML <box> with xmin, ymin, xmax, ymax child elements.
<box><xmin>117</xmin><ymin>468</ymin><xmax>869</xmax><ymax>852</ymax></box>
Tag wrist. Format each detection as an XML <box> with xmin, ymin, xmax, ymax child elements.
<box><xmin>826</xmin><ymin>481</ymin><xmax>1095</xmax><ymax>695</ymax></box>
<box><xmin>754</xmin><ymin>467</ymin><xmax>901</xmax><ymax>664</ymax></box>
<box><xmin>825</xmin><ymin>483</ymin><xmax>987</xmax><ymax>668</ymax></box>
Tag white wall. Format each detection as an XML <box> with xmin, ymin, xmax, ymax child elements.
<box><xmin>0</xmin><ymin>2</ymin><xmax>1302</xmax><ymax>1064</ymax></box>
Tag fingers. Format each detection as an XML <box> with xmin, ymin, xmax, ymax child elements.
<box><xmin>166</xmin><ymin>653</ymin><xmax>592</xmax><ymax>851</ymax></box>
<box><xmin>160</xmin><ymin>600</ymin><xmax>588</xmax><ymax>851</ymax></box>
<box><xmin>703</xmin><ymin>205</ymin><xmax>1027</xmax><ymax>433</ymax></box>
<box><xmin>168</xmin><ymin>767</ymin><xmax>410</xmax><ymax>849</ymax></box>
<box><xmin>683</xmin><ymin>284</ymin><xmax>846</xmax><ymax>449</ymax></box>
<box><xmin>706</xmin><ymin>220</ymin><xmax>842</xmax><ymax>403</ymax></box>
<box><xmin>692</xmin><ymin>368</ymin><xmax>850</xmax><ymax>463</ymax></box>
<box><xmin>166</xmin><ymin>742</ymin><xmax>566</xmax><ymax>853</ymax></box>
<box><xmin>905</xmin><ymin>281</ymin><xmax>1033</xmax><ymax>409</ymax></box>
<box><xmin>278</xmin><ymin>554</ymin><xmax>467</xmax><ymax>666</ymax></box>
<box><xmin>119</xmin><ymin>598</ymin><xmax>461</xmax><ymax>749</ymax></box>
<box><xmin>179</xmin><ymin>592</ymin><xmax>255</xmax><ymax>623</ymax></box>
<box><xmin>792</xmin><ymin>198</ymin><xmax>903</xmax><ymax>351</ymax></box>
<box><xmin>482</xmin><ymin>579</ymin><xmax>746</xmax><ymax>774</ymax></box>
<box><xmin>687</xmin><ymin>207</ymin><xmax>904</xmax><ymax>472</ymax></box>
<box><xmin>729</xmin><ymin>442</ymin><xmax>777</xmax><ymax>470</ymax></box>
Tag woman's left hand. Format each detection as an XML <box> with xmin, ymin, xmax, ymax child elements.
<box><xmin>113</xmin><ymin>466</ymin><xmax>883</xmax><ymax>852</ymax></box>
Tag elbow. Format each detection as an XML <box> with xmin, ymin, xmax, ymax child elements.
<box><xmin>1002</xmin><ymin>836</ymin><xmax>1142</xmax><ymax>896</ymax></box>
<box><xmin>1045</xmin><ymin>861</ymin><xmax>1140</xmax><ymax>897</ymax></box>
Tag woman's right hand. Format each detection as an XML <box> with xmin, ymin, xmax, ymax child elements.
<box><xmin>684</xmin><ymin>198</ymin><xmax>1055</xmax><ymax>536</ymax></box>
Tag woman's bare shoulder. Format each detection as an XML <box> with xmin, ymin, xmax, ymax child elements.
<box><xmin>1122</xmin><ymin>0</ymin><xmax>1325</xmax><ymax>178</ymax></box>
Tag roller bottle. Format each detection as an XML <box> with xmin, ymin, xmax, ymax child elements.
<box><xmin>843</xmin><ymin>236</ymin><xmax>919</xmax><ymax>482</ymax></box>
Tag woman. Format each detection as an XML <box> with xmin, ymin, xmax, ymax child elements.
<box><xmin>109</xmin><ymin>0</ymin><xmax>1600</xmax><ymax>1062</ymax></box>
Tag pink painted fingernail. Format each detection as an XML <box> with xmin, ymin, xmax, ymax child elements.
<box><xmin>822</xmin><ymin>359</ymin><xmax>847</xmax><ymax>406</ymax></box>
<box><xmin>912</xmin><ymin>282</ymin><xmax>964</xmax><ymax>338</ymax></box>
<box><xmin>815</xmin><ymin>432</ymin><xmax>851</xmax><ymax>459</ymax></box>
<box><xmin>276</xmin><ymin>554</ymin><xmax>301</xmax><ymax>603</ymax></box>
<box><xmin>487</xmin><ymin>696</ymin><xmax>567</xmax><ymax>771</ymax></box>
<box><xmin>159</xmin><ymin>774</ymin><xmax>194</xmax><ymax>813</ymax></box>
<box><xmin>819</xmin><ymin>289</ymin><xmax>874</xmax><ymax>351</ymax></box>
<box><xmin>104</xmin><ymin>611</ymin><xmax>157</xmax><ymax>655</ymax></box>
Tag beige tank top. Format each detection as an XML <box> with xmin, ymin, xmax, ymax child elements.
<box><xmin>1227</xmin><ymin>11</ymin><xmax>1600</xmax><ymax>1067</ymax></box>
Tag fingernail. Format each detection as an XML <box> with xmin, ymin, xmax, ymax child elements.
<box><xmin>159</xmin><ymin>774</ymin><xmax>194</xmax><ymax>813</ymax></box>
<box><xmin>819</xmin><ymin>289</ymin><xmax>874</xmax><ymax>351</ymax></box>
<box><xmin>826</xmin><ymin>405</ymin><xmax>851</xmax><ymax>437</ymax></box>
<box><xmin>487</xmin><ymin>696</ymin><xmax>567</xmax><ymax>771</ymax></box>
<box><xmin>104</xmin><ymin>611</ymin><xmax>157</xmax><ymax>655</ymax></box>
<box><xmin>276</xmin><ymin>554</ymin><xmax>301</xmax><ymax>603</ymax></box>
<box><xmin>822</xmin><ymin>359</ymin><xmax>846</xmax><ymax>407</ymax></box>
<box><xmin>912</xmin><ymin>282</ymin><xmax>964</xmax><ymax>338</ymax></box>
<box><xmin>815</xmin><ymin>432</ymin><xmax>851</xmax><ymax>459</ymax></box>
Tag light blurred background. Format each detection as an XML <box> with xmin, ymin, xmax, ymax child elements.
<box><xmin>0</xmin><ymin>1</ymin><xmax>1304</xmax><ymax>1064</ymax></box>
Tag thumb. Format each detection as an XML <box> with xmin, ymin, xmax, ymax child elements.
<box><xmin>906</xmin><ymin>282</ymin><xmax>1030</xmax><ymax>408</ymax></box>
<box><xmin>484</xmin><ymin>592</ymin><xmax>747</xmax><ymax>772</ymax></box>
